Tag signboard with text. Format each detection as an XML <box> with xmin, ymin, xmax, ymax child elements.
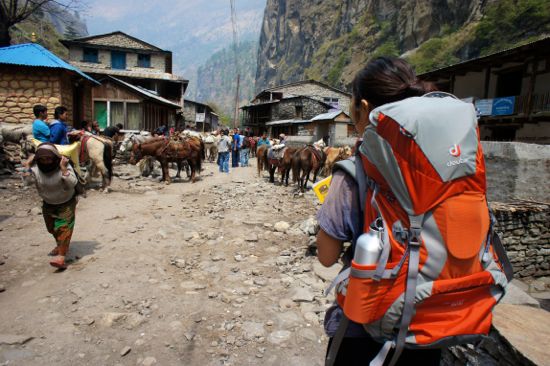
<box><xmin>195</xmin><ymin>113</ymin><xmax>206</xmax><ymax>123</ymax></box>
<box><xmin>475</xmin><ymin>99</ymin><xmax>493</xmax><ymax>116</ymax></box>
<box><xmin>492</xmin><ymin>96</ymin><xmax>515</xmax><ymax>116</ymax></box>
<box><xmin>474</xmin><ymin>97</ymin><xmax>516</xmax><ymax>116</ymax></box>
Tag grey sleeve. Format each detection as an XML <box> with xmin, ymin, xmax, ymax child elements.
<box><xmin>316</xmin><ymin>170</ymin><xmax>361</xmax><ymax>242</ymax></box>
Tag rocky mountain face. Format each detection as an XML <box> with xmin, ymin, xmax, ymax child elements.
<box><xmin>255</xmin><ymin>0</ymin><xmax>549</xmax><ymax>91</ymax></box>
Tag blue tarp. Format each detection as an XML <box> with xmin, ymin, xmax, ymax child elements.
<box><xmin>0</xmin><ymin>43</ymin><xmax>99</xmax><ymax>84</ymax></box>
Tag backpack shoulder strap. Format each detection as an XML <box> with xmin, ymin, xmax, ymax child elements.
<box><xmin>333</xmin><ymin>154</ymin><xmax>367</xmax><ymax>228</ymax></box>
<box><xmin>332</xmin><ymin>158</ymin><xmax>357</xmax><ymax>182</ymax></box>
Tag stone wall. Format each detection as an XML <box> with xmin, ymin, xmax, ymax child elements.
<box><xmin>482</xmin><ymin>142</ymin><xmax>550</xmax><ymax>204</ymax></box>
<box><xmin>0</xmin><ymin>67</ymin><xmax>92</xmax><ymax>126</ymax></box>
<box><xmin>273</xmin><ymin>97</ymin><xmax>328</xmax><ymax>121</ymax></box>
<box><xmin>492</xmin><ymin>202</ymin><xmax>550</xmax><ymax>278</ymax></box>
<box><xmin>0</xmin><ymin>67</ymin><xmax>64</xmax><ymax>124</ymax></box>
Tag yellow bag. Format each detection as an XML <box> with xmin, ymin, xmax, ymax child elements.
<box><xmin>312</xmin><ymin>175</ymin><xmax>332</xmax><ymax>204</ymax></box>
<box><xmin>31</xmin><ymin>139</ymin><xmax>82</xmax><ymax>177</ymax></box>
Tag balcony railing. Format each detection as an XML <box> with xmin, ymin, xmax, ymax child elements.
<box><xmin>532</xmin><ymin>91</ymin><xmax>550</xmax><ymax>115</ymax></box>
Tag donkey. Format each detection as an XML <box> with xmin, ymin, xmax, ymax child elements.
<box><xmin>292</xmin><ymin>145</ymin><xmax>326</xmax><ymax>193</ymax></box>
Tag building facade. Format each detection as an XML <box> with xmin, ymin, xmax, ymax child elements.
<box><xmin>242</xmin><ymin>80</ymin><xmax>351</xmax><ymax>137</ymax></box>
<box><xmin>182</xmin><ymin>100</ymin><xmax>219</xmax><ymax>132</ymax></box>
<box><xmin>419</xmin><ymin>37</ymin><xmax>550</xmax><ymax>144</ymax></box>
<box><xmin>61</xmin><ymin>32</ymin><xmax>188</xmax><ymax>130</ymax></box>
<box><xmin>0</xmin><ymin>43</ymin><xmax>96</xmax><ymax>126</ymax></box>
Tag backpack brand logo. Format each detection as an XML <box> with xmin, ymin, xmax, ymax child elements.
<box><xmin>449</xmin><ymin>144</ymin><xmax>461</xmax><ymax>157</ymax></box>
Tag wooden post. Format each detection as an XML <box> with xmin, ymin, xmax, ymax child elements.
<box><xmin>483</xmin><ymin>66</ymin><xmax>491</xmax><ymax>99</ymax></box>
<box><xmin>526</xmin><ymin>60</ymin><xmax>538</xmax><ymax>117</ymax></box>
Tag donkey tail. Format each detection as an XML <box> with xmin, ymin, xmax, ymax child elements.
<box><xmin>103</xmin><ymin>143</ymin><xmax>113</xmax><ymax>179</ymax></box>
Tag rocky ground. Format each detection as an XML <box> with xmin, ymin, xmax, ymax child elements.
<box><xmin>1</xmin><ymin>159</ymin><xmax>549</xmax><ymax>366</ymax></box>
<box><xmin>0</xmin><ymin>160</ymin><xmax>341</xmax><ymax>366</ymax></box>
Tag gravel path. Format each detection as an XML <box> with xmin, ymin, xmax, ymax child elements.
<box><xmin>0</xmin><ymin>161</ymin><xmax>341</xmax><ymax>366</ymax></box>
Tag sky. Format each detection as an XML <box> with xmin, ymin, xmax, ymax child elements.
<box><xmin>82</xmin><ymin>0</ymin><xmax>266</xmax><ymax>75</ymax></box>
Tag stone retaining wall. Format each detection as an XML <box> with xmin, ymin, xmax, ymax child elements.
<box><xmin>0</xmin><ymin>67</ymin><xmax>70</xmax><ymax>124</ymax></box>
<box><xmin>492</xmin><ymin>202</ymin><xmax>550</xmax><ymax>278</ymax></box>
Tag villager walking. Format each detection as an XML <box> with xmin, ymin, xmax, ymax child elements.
<box><xmin>25</xmin><ymin>143</ymin><xmax>79</xmax><ymax>270</ymax></box>
<box><xmin>231</xmin><ymin>128</ymin><xmax>241</xmax><ymax>168</ymax></box>
<box><xmin>218</xmin><ymin>129</ymin><xmax>231</xmax><ymax>173</ymax></box>
<box><xmin>32</xmin><ymin>104</ymin><xmax>50</xmax><ymax>143</ymax></box>
<box><xmin>240</xmin><ymin>131</ymin><xmax>251</xmax><ymax>167</ymax></box>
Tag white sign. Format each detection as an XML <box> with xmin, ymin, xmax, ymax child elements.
<box><xmin>195</xmin><ymin>113</ymin><xmax>205</xmax><ymax>123</ymax></box>
<box><xmin>475</xmin><ymin>99</ymin><xmax>493</xmax><ymax>116</ymax></box>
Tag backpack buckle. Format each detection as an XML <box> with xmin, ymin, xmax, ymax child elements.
<box><xmin>408</xmin><ymin>226</ymin><xmax>422</xmax><ymax>247</ymax></box>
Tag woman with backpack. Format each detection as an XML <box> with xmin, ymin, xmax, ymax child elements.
<box><xmin>316</xmin><ymin>57</ymin><xmax>441</xmax><ymax>365</ymax></box>
<box><xmin>24</xmin><ymin>143</ymin><xmax>79</xmax><ymax>270</ymax></box>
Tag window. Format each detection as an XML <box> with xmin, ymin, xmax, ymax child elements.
<box><xmin>83</xmin><ymin>48</ymin><xmax>98</xmax><ymax>63</ymax></box>
<box><xmin>111</xmin><ymin>51</ymin><xmax>127</xmax><ymax>70</ymax></box>
<box><xmin>110</xmin><ymin>102</ymin><xmax>124</xmax><ymax>127</ymax></box>
<box><xmin>126</xmin><ymin>103</ymin><xmax>142</xmax><ymax>130</ymax></box>
<box><xmin>323</xmin><ymin>97</ymin><xmax>340</xmax><ymax>109</ymax></box>
<box><xmin>496</xmin><ymin>70</ymin><xmax>523</xmax><ymax>97</ymax></box>
<box><xmin>138</xmin><ymin>54</ymin><xmax>151</xmax><ymax>68</ymax></box>
<box><xmin>295</xmin><ymin>105</ymin><xmax>303</xmax><ymax>119</ymax></box>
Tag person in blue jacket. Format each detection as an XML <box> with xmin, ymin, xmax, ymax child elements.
<box><xmin>32</xmin><ymin>105</ymin><xmax>50</xmax><ymax>142</ymax></box>
<box><xmin>49</xmin><ymin>106</ymin><xmax>69</xmax><ymax>145</ymax></box>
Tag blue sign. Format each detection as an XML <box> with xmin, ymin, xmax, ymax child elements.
<box><xmin>492</xmin><ymin>97</ymin><xmax>515</xmax><ymax>116</ymax></box>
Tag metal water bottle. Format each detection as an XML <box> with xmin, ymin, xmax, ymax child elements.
<box><xmin>354</xmin><ymin>220</ymin><xmax>384</xmax><ymax>265</ymax></box>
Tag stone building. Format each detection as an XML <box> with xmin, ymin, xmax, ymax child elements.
<box><xmin>61</xmin><ymin>31</ymin><xmax>187</xmax><ymax>130</ymax></box>
<box><xmin>182</xmin><ymin>99</ymin><xmax>219</xmax><ymax>132</ymax></box>
<box><xmin>0</xmin><ymin>43</ymin><xmax>97</xmax><ymax>126</ymax></box>
<box><xmin>241</xmin><ymin>80</ymin><xmax>351</xmax><ymax>137</ymax></box>
<box><xmin>419</xmin><ymin>37</ymin><xmax>550</xmax><ymax>144</ymax></box>
<box><xmin>242</xmin><ymin>95</ymin><xmax>330</xmax><ymax>137</ymax></box>
<box><xmin>255</xmin><ymin>80</ymin><xmax>351</xmax><ymax>113</ymax></box>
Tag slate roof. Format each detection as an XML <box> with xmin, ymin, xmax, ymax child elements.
<box><xmin>108</xmin><ymin>76</ymin><xmax>181</xmax><ymax>109</ymax></box>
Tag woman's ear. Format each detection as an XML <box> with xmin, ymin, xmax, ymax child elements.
<box><xmin>354</xmin><ymin>99</ymin><xmax>372</xmax><ymax>135</ymax></box>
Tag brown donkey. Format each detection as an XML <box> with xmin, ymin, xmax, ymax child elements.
<box><xmin>292</xmin><ymin>145</ymin><xmax>326</xmax><ymax>193</ymax></box>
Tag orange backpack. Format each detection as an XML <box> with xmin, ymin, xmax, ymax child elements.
<box><xmin>326</xmin><ymin>93</ymin><xmax>513</xmax><ymax>366</ymax></box>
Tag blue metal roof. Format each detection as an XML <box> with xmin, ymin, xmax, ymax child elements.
<box><xmin>0</xmin><ymin>43</ymin><xmax>99</xmax><ymax>84</ymax></box>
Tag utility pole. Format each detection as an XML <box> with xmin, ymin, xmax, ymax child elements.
<box><xmin>233</xmin><ymin>74</ymin><xmax>240</xmax><ymax>129</ymax></box>
<box><xmin>230</xmin><ymin>0</ymin><xmax>239</xmax><ymax>129</ymax></box>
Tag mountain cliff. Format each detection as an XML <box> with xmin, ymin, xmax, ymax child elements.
<box><xmin>255</xmin><ymin>0</ymin><xmax>550</xmax><ymax>91</ymax></box>
<box><xmin>10</xmin><ymin>3</ymin><xmax>88</xmax><ymax>57</ymax></box>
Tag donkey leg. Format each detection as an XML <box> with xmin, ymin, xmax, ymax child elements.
<box><xmin>176</xmin><ymin>161</ymin><xmax>182</xmax><ymax>179</ymax></box>
<box><xmin>93</xmin><ymin>159</ymin><xmax>110</xmax><ymax>188</ymax></box>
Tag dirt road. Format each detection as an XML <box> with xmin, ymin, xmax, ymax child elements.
<box><xmin>0</xmin><ymin>161</ymin><xmax>340</xmax><ymax>366</ymax></box>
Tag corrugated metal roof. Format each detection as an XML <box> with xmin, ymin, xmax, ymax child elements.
<box><xmin>109</xmin><ymin>76</ymin><xmax>182</xmax><ymax>109</ymax></box>
<box><xmin>0</xmin><ymin>43</ymin><xmax>99</xmax><ymax>84</ymax></box>
<box><xmin>311</xmin><ymin>110</ymin><xmax>349</xmax><ymax>122</ymax></box>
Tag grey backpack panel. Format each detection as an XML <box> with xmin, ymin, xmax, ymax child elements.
<box><xmin>367</xmin><ymin>96</ymin><xmax>479</xmax><ymax>182</ymax></box>
<box><xmin>359</xmin><ymin>128</ymin><xmax>414</xmax><ymax>215</ymax></box>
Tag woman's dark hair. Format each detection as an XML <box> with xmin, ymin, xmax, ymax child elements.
<box><xmin>352</xmin><ymin>57</ymin><xmax>436</xmax><ymax>108</ymax></box>
<box><xmin>54</xmin><ymin>106</ymin><xmax>68</xmax><ymax>119</ymax></box>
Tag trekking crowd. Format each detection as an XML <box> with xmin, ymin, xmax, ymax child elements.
<box><xmin>215</xmin><ymin>127</ymin><xmax>259</xmax><ymax>173</ymax></box>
